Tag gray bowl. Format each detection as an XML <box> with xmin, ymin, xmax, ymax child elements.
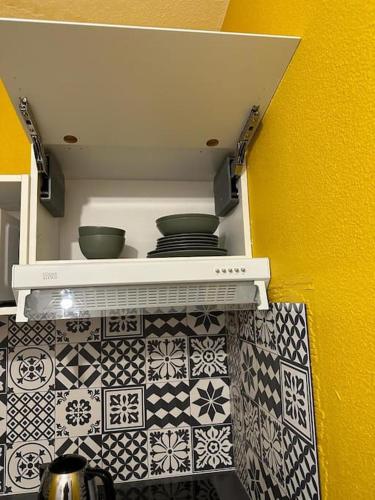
<box><xmin>79</xmin><ymin>226</ymin><xmax>125</xmax><ymax>237</ymax></box>
<box><xmin>156</xmin><ymin>214</ymin><xmax>219</xmax><ymax>236</ymax></box>
<box><xmin>79</xmin><ymin>234</ymin><xmax>125</xmax><ymax>259</ymax></box>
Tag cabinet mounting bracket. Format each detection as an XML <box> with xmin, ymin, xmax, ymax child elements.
<box><xmin>18</xmin><ymin>97</ymin><xmax>65</xmax><ymax>217</ymax></box>
<box><xmin>214</xmin><ymin>105</ymin><xmax>260</xmax><ymax>216</ymax></box>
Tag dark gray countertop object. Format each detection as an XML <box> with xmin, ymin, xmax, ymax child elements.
<box><xmin>2</xmin><ymin>471</ymin><xmax>248</xmax><ymax>500</ymax></box>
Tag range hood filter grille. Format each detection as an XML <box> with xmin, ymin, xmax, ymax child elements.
<box><xmin>24</xmin><ymin>281</ymin><xmax>259</xmax><ymax>320</ymax></box>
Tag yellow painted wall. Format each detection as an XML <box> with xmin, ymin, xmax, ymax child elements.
<box><xmin>223</xmin><ymin>1</ymin><xmax>374</xmax><ymax>498</ymax></box>
<box><xmin>0</xmin><ymin>80</ymin><xmax>30</xmax><ymax>173</ymax></box>
<box><xmin>2</xmin><ymin>1</ymin><xmax>374</xmax><ymax>496</ymax></box>
<box><xmin>0</xmin><ymin>0</ymin><xmax>229</xmax><ymax>173</ymax></box>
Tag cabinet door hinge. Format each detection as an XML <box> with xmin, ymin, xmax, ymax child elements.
<box><xmin>19</xmin><ymin>97</ymin><xmax>49</xmax><ymax>177</ymax></box>
<box><xmin>214</xmin><ymin>105</ymin><xmax>260</xmax><ymax>216</ymax></box>
<box><xmin>19</xmin><ymin>97</ymin><xmax>65</xmax><ymax>217</ymax></box>
<box><xmin>232</xmin><ymin>104</ymin><xmax>260</xmax><ymax>177</ymax></box>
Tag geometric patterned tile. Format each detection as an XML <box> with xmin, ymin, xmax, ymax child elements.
<box><xmin>0</xmin><ymin>444</ymin><xmax>4</xmax><ymax>493</ymax></box>
<box><xmin>102</xmin><ymin>431</ymin><xmax>148</xmax><ymax>482</ymax></box>
<box><xmin>257</xmin><ymin>348</ymin><xmax>282</xmax><ymax>420</ymax></box>
<box><xmin>6</xmin><ymin>440</ymin><xmax>54</xmax><ymax>494</ymax></box>
<box><xmin>192</xmin><ymin>424</ymin><xmax>234</xmax><ymax>472</ymax></box>
<box><xmin>55</xmin><ymin>436</ymin><xmax>79</xmax><ymax>457</ymax></box>
<box><xmin>56</xmin><ymin>436</ymin><xmax>102</xmax><ymax>467</ymax></box>
<box><xmin>8</xmin><ymin>345</ymin><xmax>55</xmax><ymax>393</ymax></box>
<box><xmin>260</xmin><ymin>409</ymin><xmax>284</xmax><ymax>486</ymax></box>
<box><xmin>146</xmin><ymin>338</ymin><xmax>188</xmax><ymax>383</ymax></box>
<box><xmin>56</xmin><ymin>317</ymin><xmax>101</xmax><ymax>343</ymax></box>
<box><xmin>235</xmin><ymin>436</ymin><xmax>247</xmax><ymax>485</ymax></box>
<box><xmin>0</xmin><ymin>317</ymin><xmax>7</xmax><ymax>348</ymax></box>
<box><xmin>258</xmin><ymin>459</ymin><xmax>288</xmax><ymax>500</ymax></box>
<box><xmin>7</xmin><ymin>316</ymin><xmax>55</xmax><ymax>348</ymax></box>
<box><xmin>234</xmin><ymin>436</ymin><xmax>246</xmax><ymax>485</ymax></box>
<box><xmin>229</xmin><ymin>383</ymin><xmax>244</xmax><ymax>439</ymax></box>
<box><xmin>103</xmin><ymin>387</ymin><xmax>145</xmax><ymax>432</ymax></box>
<box><xmin>190</xmin><ymin>378</ymin><xmax>231</xmax><ymax>425</ymax></box>
<box><xmin>186</xmin><ymin>307</ymin><xmax>226</xmax><ymax>336</ymax></box>
<box><xmin>55</xmin><ymin>344</ymin><xmax>79</xmax><ymax>390</ymax></box>
<box><xmin>243</xmin><ymin>450</ymin><xmax>288</xmax><ymax>500</ymax></box>
<box><xmin>240</xmin><ymin>340</ymin><xmax>258</xmax><ymax>400</ymax></box>
<box><xmin>103</xmin><ymin>315</ymin><xmax>143</xmax><ymax>340</ymax></box>
<box><xmin>243</xmin><ymin>448</ymin><xmax>264</xmax><ymax>500</ymax></box>
<box><xmin>146</xmin><ymin>381</ymin><xmax>191</xmax><ymax>429</ymax></box>
<box><xmin>77</xmin><ymin>342</ymin><xmax>101</xmax><ymax>388</ymax></box>
<box><xmin>0</xmin><ymin>349</ymin><xmax>6</xmax><ymax>393</ymax></box>
<box><xmin>55</xmin><ymin>435</ymin><xmax>103</xmax><ymax>468</ymax></box>
<box><xmin>149</xmin><ymin>427</ymin><xmax>192</xmax><ymax>477</ymax></box>
<box><xmin>243</xmin><ymin>396</ymin><xmax>261</xmax><ymax>459</ymax></box>
<box><xmin>280</xmin><ymin>360</ymin><xmax>313</xmax><ymax>443</ymax></box>
<box><xmin>283</xmin><ymin>426</ymin><xmax>320</xmax><ymax>499</ymax></box>
<box><xmin>56</xmin><ymin>343</ymin><xmax>101</xmax><ymax>390</ymax></box>
<box><xmin>238</xmin><ymin>309</ymin><xmax>255</xmax><ymax>342</ymax></box>
<box><xmin>101</xmin><ymin>339</ymin><xmax>146</xmax><ymax>387</ymax></box>
<box><xmin>143</xmin><ymin>314</ymin><xmax>189</xmax><ymax>337</ymax></box>
<box><xmin>225</xmin><ymin>310</ymin><xmax>238</xmax><ymax>337</ymax></box>
<box><xmin>78</xmin><ymin>435</ymin><xmax>103</xmax><ymax>467</ymax></box>
<box><xmin>276</xmin><ymin>303</ymin><xmax>309</xmax><ymax>366</ymax></box>
<box><xmin>227</xmin><ymin>333</ymin><xmax>241</xmax><ymax>384</ymax></box>
<box><xmin>55</xmin><ymin>388</ymin><xmax>101</xmax><ymax>437</ymax></box>
<box><xmin>231</xmin><ymin>302</ymin><xmax>320</xmax><ymax>500</ymax></box>
<box><xmin>254</xmin><ymin>306</ymin><xmax>277</xmax><ymax>353</ymax></box>
<box><xmin>189</xmin><ymin>335</ymin><xmax>228</xmax><ymax>378</ymax></box>
<box><xmin>7</xmin><ymin>391</ymin><xmax>55</xmax><ymax>443</ymax></box>
<box><xmin>0</xmin><ymin>394</ymin><xmax>6</xmax><ymax>444</ymax></box>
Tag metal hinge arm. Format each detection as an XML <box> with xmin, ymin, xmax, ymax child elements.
<box><xmin>231</xmin><ymin>105</ymin><xmax>260</xmax><ymax>177</ymax></box>
<box><xmin>19</xmin><ymin>97</ymin><xmax>49</xmax><ymax>177</ymax></box>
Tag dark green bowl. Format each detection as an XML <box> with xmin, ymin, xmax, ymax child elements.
<box><xmin>79</xmin><ymin>226</ymin><xmax>125</xmax><ymax>237</ymax></box>
<box><xmin>156</xmin><ymin>214</ymin><xmax>219</xmax><ymax>236</ymax></box>
<box><xmin>79</xmin><ymin>234</ymin><xmax>125</xmax><ymax>259</ymax></box>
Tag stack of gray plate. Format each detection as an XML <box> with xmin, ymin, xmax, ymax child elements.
<box><xmin>147</xmin><ymin>213</ymin><xmax>227</xmax><ymax>258</ymax></box>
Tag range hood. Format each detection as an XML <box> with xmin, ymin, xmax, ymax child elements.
<box><xmin>12</xmin><ymin>257</ymin><xmax>270</xmax><ymax>321</ymax></box>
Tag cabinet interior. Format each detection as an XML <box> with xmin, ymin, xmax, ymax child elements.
<box><xmin>31</xmin><ymin>165</ymin><xmax>250</xmax><ymax>263</ymax></box>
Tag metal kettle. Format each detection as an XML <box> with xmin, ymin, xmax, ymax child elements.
<box><xmin>38</xmin><ymin>454</ymin><xmax>115</xmax><ymax>500</ymax></box>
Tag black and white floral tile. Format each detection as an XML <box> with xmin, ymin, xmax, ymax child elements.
<box><xmin>227</xmin><ymin>304</ymin><xmax>321</xmax><ymax>500</ymax></box>
<box><xmin>0</xmin><ymin>308</ymin><xmax>234</xmax><ymax>495</ymax></box>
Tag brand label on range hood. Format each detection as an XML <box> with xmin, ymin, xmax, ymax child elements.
<box><xmin>42</xmin><ymin>272</ymin><xmax>58</xmax><ymax>281</ymax></box>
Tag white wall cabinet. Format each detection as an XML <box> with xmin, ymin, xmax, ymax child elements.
<box><xmin>0</xmin><ymin>18</ymin><xmax>299</xmax><ymax>319</ymax></box>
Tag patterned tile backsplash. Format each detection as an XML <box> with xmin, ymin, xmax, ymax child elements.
<box><xmin>227</xmin><ymin>304</ymin><xmax>321</xmax><ymax>499</ymax></box>
<box><xmin>0</xmin><ymin>304</ymin><xmax>320</xmax><ymax>498</ymax></box>
<box><xmin>0</xmin><ymin>309</ymin><xmax>234</xmax><ymax>495</ymax></box>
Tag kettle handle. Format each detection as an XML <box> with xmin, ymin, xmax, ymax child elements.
<box><xmin>86</xmin><ymin>467</ymin><xmax>116</xmax><ymax>499</ymax></box>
